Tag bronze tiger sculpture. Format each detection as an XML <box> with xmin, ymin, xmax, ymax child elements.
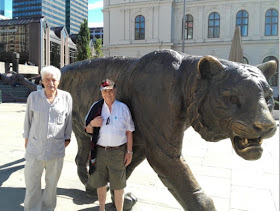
<box><xmin>59</xmin><ymin>49</ymin><xmax>277</xmax><ymax>210</ymax></box>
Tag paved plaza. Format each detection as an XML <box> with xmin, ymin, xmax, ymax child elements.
<box><xmin>0</xmin><ymin>103</ymin><xmax>279</xmax><ymax>211</ymax></box>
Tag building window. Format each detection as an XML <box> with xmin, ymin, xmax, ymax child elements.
<box><xmin>50</xmin><ymin>41</ymin><xmax>60</xmax><ymax>68</ymax></box>
<box><xmin>265</xmin><ymin>9</ymin><xmax>278</xmax><ymax>36</ymax></box>
<box><xmin>263</xmin><ymin>56</ymin><xmax>278</xmax><ymax>86</ymax></box>
<box><xmin>69</xmin><ymin>48</ymin><xmax>76</xmax><ymax>64</ymax></box>
<box><xmin>135</xmin><ymin>15</ymin><xmax>145</xmax><ymax>40</ymax></box>
<box><xmin>236</xmin><ymin>10</ymin><xmax>248</xmax><ymax>36</ymax></box>
<box><xmin>243</xmin><ymin>57</ymin><xmax>249</xmax><ymax>64</ymax></box>
<box><xmin>183</xmin><ymin>14</ymin><xmax>193</xmax><ymax>39</ymax></box>
<box><xmin>208</xmin><ymin>12</ymin><xmax>220</xmax><ymax>38</ymax></box>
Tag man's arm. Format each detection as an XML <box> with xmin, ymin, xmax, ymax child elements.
<box><xmin>124</xmin><ymin>131</ymin><xmax>133</xmax><ymax>167</ymax></box>
<box><xmin>126</xmin><ymin>131</ymin><xmax>133</xmax><ymax>152</ymax></box>
<box><xmin>23</xmin><ymin>94</ymin><xmax>33</xmax><ymax>148</ymax></box>
<box><xmin>25</xmin><ymin>138</ymin><xmax>28</xmax><ymax>149</ymax></box>
<box><xmin>64</xmin><ymin>94</ymin><xmax>73</xmax><ymax>141</ymax></box>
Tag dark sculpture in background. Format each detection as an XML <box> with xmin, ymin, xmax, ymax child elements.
<box><xmin>59</xmin><ymin>49</ymin><xmax>277</xmax><ymax>211</ymax></box>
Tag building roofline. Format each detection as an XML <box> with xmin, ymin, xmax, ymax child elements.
<box><xmin>0</xmin><ymin>16</ymin><xmax>46</xmax><ymax>26</ymax></box>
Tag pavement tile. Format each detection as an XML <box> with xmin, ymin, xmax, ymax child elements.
<box><xmin>196</xmin><ymin>175</ymin><xmax>231</xmax><ymax>199</ymax></box>
<box><xmin>231</xmin><ymin>168</ymin><xmax>268</xmax><ymax>189</ymax></box>
<box><xmin>263</xmin><ymin>173</ymin><xmax>279</xmax><ymax>211</ymax></box>
<box><xmin>187</xmin><ymin>165</ymin><xmax>232</xmax><ymax>179</ymax></box>
<box><xmin>231</xmin><ymin>186</ymin><xmax>277</xmax><ymax>211</ymax></box>
<box><xmin>211</xmin><ymin>196</ymin><xmax>230</xmax><ymax>211</ymax></box>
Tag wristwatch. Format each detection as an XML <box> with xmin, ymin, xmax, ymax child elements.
<box><xmin>127</xmin><ymin>150</ymin><xmax>133</xmax><ymax>154</ymax></box>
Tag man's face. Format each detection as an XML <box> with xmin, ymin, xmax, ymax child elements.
<box><xmin>42</xmin><ymin>74</ymin><xmax>60</xmax><ymax>93</ymax></box>
<box><xmin>101</xmin><ymin>88</ymin><xmax>117</xmax><ymax>105</ymax></box>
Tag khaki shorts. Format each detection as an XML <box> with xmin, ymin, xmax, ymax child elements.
<box><xmin>87</xmin><ymin>144</ymin><xmax>126</xmax><ymax>190</ymax></box>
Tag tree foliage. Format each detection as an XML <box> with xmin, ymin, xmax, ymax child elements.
<box><xmin>94</xmin><ymin>38</ymin><xmax>104</xmax><ymax>58</ymax></box>
<box><xmin>76</xmin><ymin>18</ymin><xmax>92</xmax><ymax>61</ymax></box>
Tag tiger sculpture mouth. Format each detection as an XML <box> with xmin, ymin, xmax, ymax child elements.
<box><xmin>234</xmin><ymin>136</ymin><xmax>263</xmax><ymax>149</ymax></box>
<box><xmin>232</xmin><ymin>136</ymin><xmax>263</xmax><ymax>160</ymax></box>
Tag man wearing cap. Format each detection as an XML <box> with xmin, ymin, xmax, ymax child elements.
<box><xmin>85</xmin><ymin>79</ymin><xmax>135</xmax><ymax>211</ymax></box>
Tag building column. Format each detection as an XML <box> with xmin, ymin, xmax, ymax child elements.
<box><xmin>103</xmin><ymin>9</ymin><xmax>110</xmax><ymax>47</ymax></box>
<box><xmin>65</xmin><ymin>35</ymin><xmax>69</xmax><ymax>65</ymax></box>
<box><xmin>46</xmin><ymin>27</ymin><xmax>50</xmax><ymax>66</ymax></box>
<box><xmin>60</xmin><ymin>32</ymin><xmax>64</xmax><ymax>68</ymax></box>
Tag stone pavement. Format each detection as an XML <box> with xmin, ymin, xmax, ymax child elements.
<box><xmin>0</xmin><ymin>103</ymin><xmax>278</xmax><ymax>211</ymax></box>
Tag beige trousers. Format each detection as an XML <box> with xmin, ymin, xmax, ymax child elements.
<box><xmin>24</xmin><ymin>158</ymin><xmax>63</xmax><ymax>211</ymax></box>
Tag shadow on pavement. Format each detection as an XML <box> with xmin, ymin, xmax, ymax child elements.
<box><xmin>0</xmin><ymin>158</ymin><xmax>26</xmax><ymax>210</ymax></box>
<box><xmin>57</xmin><ymin>187</ymin><xmax>98</xmax><ymax>205</ymax></box>
<box><xmin>0</xmin><ymin>158</ymin><xmax>25</xmax><ymax>186</ymax></box>
<box><xmin>0</xmin><ymin>187</ymin><xmax>109</xmax><ymax>211</ymax></box>
<box><xmin>0</xmin><ymin>187</ymin><xmax>25</xmax><ymax>211</ymax></box>
<box><xmin>0</xmin><ymin>158</ymin><xmax>116</xmax><ymax>210</ymax></box>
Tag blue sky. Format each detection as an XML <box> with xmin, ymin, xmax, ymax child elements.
<box><xmin>5</xmin><ymin>0</ymin><xmax>12</xmax><ymax>18</ymax></box>
<box><xmin>5</xmin><ymin>0</ymin><xmax>103</xmax><ymax>27</ymax></box>
<box><xmin>88</xmin><ymin>0</ymin><xmax>103</xmax><ymax>27</ymax></box>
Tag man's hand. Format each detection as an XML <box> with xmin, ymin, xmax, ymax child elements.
<box><xmin>65</xmin><ymin>140</ymin><xmax>70</xmax><ymax>147</ymax></box>
<box><xmin>90</xmin><ymin>116</ymin><xmax>103</xmax><ymax>127</ymax></box>
<box><xmin>86</xmin><ymin>116</ymin><xmax>104</xmax><ymax>133</ymax></box>
<box><xmin>124</xmin><ymin>152</ymin><xmax>133</xmax><ymax>167</ymax></box>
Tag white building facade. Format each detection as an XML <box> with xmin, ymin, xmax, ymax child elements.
<box><xmin>102</xmin><ymin>0</ymin><xmax>279</xmax><ymax>98</ymax></box>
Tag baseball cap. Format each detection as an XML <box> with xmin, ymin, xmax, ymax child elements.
<box><xmin>100</xmin><ymin>79</ymin><xmax>115</xmax><ymax>91</ymax></box>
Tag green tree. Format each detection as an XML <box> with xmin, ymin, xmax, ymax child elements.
<box><xmin>94</xmin><ymin>38</ymin><xmax>104</xmax><ymax>57</ymax></box>
<box><xmin>76</xmin><ymin>18</ymin><xmax>92</xmax><ymax>61</ymax></box>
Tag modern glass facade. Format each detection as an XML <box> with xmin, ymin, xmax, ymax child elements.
<box><xmin>13</xmin><ymin>0</ymin><xmax>65</xmax><ymax>29</ymax></box>
<box><xmin>65</xmin><ymin>0</ymin><xmax>88</xmax><ymax>34</ymax></box>
<box><xmin>13</xmin><ymin>0</ymin><xmax>87</xmax><ymax>35</ymax></box>
<box><xmin>42</xmin><ymin>0</ymin><xmax>65</xmax><ymax>29</ymax></box>
<box><xmin>0</xmin><ymin>24</ymin><xmax>29</xmax><ymax>53</ymax></box>
<box><xmin>0</xmin><ymin>17</ymin><xmax>77</xmax><ymax>70</ymax></box>
<box><xmin>90</xmin><ymin>27</ymin><xmax>103</xmax><ymax>41</ymax></box>
<box><xmin>0</xmin><ymin>0</ymin><xmax>4</xmax><ymax>16</ymax></box>
<box><xmin>0</xmin><ymin>18</ymin><xmax>34</xmax><ymax>63</ymax></box>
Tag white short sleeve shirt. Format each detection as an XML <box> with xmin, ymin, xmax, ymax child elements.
<box><xmin>97</xmin><ymin>100</ymin><xmax>135</xmax><ymax>147</ymax></box>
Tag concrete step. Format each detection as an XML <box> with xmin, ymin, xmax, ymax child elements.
<box><xmin>0</xmin><ymin>81</ymin><xmax>29</xmax><ymax>102</ymax></box>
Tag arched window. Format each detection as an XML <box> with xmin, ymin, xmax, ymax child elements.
<box><xmin>265</xmin><ymin>9</ymin><xmax>278</xmax><ymax>36</ymax></box>
<box><xmin>208</xmin><ymin>12</ymin><xmax>220</xmax><ymax>38</ymax></box>
<box><xmin>135</xmin><ymin>15</ymin><xmax>145</xmax><ymax>40</ymax></box>
<box><xmin>184</xmin><ymin>14</ymin><xmax>193</xmax><ymax>39</ymax></box>
<box><xmin>236</xmin><ymin>10</ymin><xmax>248</xmax><ymax>36</ymax></box>
<box><xmin>263</xmin><ymin>56</ymin><xmax>278</xmax><ymax>86</ymax></box>
<box><xmin>243</xmin><ymin>57</ymin><xmax>249</xmax><ymax>64</ymax></box>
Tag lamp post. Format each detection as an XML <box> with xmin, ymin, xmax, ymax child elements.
<box><xmin>182</xmin><ymin>0</ymin><xmax>186</xmax><ymax>53</ymax></box>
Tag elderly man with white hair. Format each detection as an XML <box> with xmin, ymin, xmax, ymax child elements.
<box><xmin>23</xmin><ymin>65</ymin><xmax>72</xmax><ymax>211</ymax></box>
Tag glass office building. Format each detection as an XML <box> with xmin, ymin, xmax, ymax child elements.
<box><xmin>13</xmin><ymin>0</ymin><xmax>65</xmax><ymax>30</ymax></box>
<box><xmin>0</xmin><ymin>0</ymin><xmax>4</xmax><ymax>15</ymax></box>
<box><xmin>12</xmin><ymin>0</ymin><xmax>88</xmax><ymax>35</ymax></box>
<box><xmin>0</xmin><ymin>17</ymin><xmax>76</xmax><ymax>70</ymax></box>
<box><xmin>66</xmin><ymin>0</ymin><xmax>88</xmax><ymax>34</ymax></box>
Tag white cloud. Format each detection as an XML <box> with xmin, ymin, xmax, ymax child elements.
<box><xmin>88</xmin><ymin>22</ymin><xmax>103</xmax><ymax>28</ymax></box>
<box><xmin>88</xmin><ymin>1</ymin><xmax>103</xmax><ymax>10</ymax></box>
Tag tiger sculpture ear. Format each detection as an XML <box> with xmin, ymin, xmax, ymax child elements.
<box><xmin>197</xmin><ymin>56</ymin><xmax>226</xmax><ymax>80</ymax></box>
<box><xmin>256</xmin><ymin>60</ymin><xmax>277</xmax><ymax>81</ymax></box>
